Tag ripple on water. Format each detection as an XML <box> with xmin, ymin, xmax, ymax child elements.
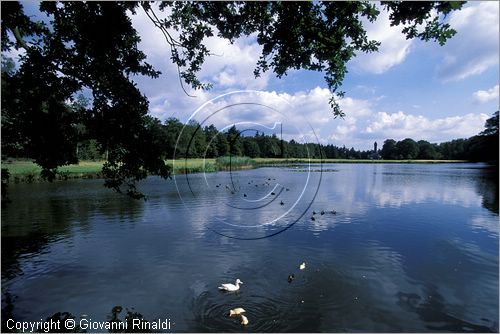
<box><xmin>191</xmin><ymin>288</ymin><xmax>327</xmax><ymax>332</ymax></box>
<box><xmin>189</xmin><ymin>262</ymin><xmax>358</xmax><ymax>332</ymax></box>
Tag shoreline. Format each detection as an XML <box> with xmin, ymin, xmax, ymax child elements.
<box><xmin>1</xmin><ymin>158</ymin><xmax>473</xmax><ymax>184</ymax></box>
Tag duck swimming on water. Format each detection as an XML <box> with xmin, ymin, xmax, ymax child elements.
<box><xmin>229</xmin><ymin>308</ymin><xmax>246</xmax><ymax>316</ymax></box>
<box><xmin>218</xmin><ymin>279</ymin><xmax>243</xmax><ymax>292</ymax></box>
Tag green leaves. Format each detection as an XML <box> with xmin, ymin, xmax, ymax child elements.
<box><xmin>2</xmin><ymin>1</ymin><xmax>170</xmax><ymax>197</ymax></box>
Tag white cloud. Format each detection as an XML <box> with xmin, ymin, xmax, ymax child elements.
<box><xmin>129</xmin><ymin>5</ymin><xmax>270</xmax><ymax>121</ymax></box>
<box><xmin>473</xmin><ymin>85</ymin><xmax>499</xmax><ymax>104</ymax></box>
<box><xmin>350</xmin><ymin>9</ymin><xmax>413</xmax><ymax>74</ymax></box>
<box><xmin>365</xmin><ymin>111</ymin><xmax>488</xmax><ymax>142</ymax></box>
<box><xmin>165</xmin><ymin>88</ymin><xmax>372</xmax><ymax>146</ymax></box>
<box><xmin>200</xmin><ymin>35</ymin><xmax>269</xmax><ymax>90</ymax></box>
<box><xmin>437</xmin><ymin>2</ymin><xmax>499</xmax><ymax>81</ymax></box>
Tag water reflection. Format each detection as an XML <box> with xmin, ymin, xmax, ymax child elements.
<box><xmin>1</xmin><ymin>164</ymin><xmax>498</xmax><ymax>332</ymax></box>
<box><xmin>474</xmin><ymin>167</ymin><xmax>499</xmax><ymax>214</ymax></box>
<box><xmin>397</xmin><ymin>289</ymin><xmax>497</xmax><ymax>332</ymax></box>
<box><xmin>367</xmin><ymin>164</ymin><xmax>487</xmax><ymax>209</ymax></box>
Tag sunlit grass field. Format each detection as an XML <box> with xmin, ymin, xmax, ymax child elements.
<box><xmin>2</xmin><ymin>160</ymin><xmax>104</xmax><ymax>175</ymax></box>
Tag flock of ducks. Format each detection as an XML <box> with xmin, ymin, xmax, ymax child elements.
<box><xmin>218</xmin><ymin>279</ymin><xmax>248</xmax><ymax>325</ymax></box>
<box><xmin>219</xmin><ymin>262</ymin><xmax>308</xmax><ymax>326</ymax></box>
<box><xmin>228</xmin><ymin>307</ymin><xmax>248</xmax><ymax>325</ymax></box>
<box><xmin>214</xmin><ymin>177</ymin><xmax>339</xmax><ymax>326</ymax></box>
<box><xmin>311</xmin><ymin>209</ymin><xmax>337</xmax><ymax>221</ymax></box>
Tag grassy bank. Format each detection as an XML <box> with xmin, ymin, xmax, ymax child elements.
<box><xmin>168</xmin><ymin>158</ymin><xmax>217</xmax><ymax>174</ymax></box>
<box><xmin>2</xmin><ymin>160</ymin><xmax>105</xmax><ymax>183</ymax></box>
<box><xmin>2</xmin><ymin>157</ymin><xmax>468</xmax><ymax>183</ymax></box>
<box><xmin>215</xmin><ymin>156</ymin><xmax>256</xmax><ymax>170</ymax></box>
<box><xmin>2</xmin><ymin>157</ymin><xmax>257</xmax><ymax>183</ymax></box>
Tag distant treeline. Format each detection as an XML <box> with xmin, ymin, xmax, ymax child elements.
<box><xmin>380</xmin><ymin>111</ymin><xmax>498</xmax><ymax>163</ymax></box>
<box><xmin>70</xmin><ymin>111</ymin><xmax>499</xmax><ymax>164</ymax></box>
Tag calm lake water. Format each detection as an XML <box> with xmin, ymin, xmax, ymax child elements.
<box><xmin>1</xmin><ymin>163</ymin><xmax>498</xmax><ymax>332</ymax></box>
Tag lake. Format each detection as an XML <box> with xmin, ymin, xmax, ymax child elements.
<box><xmin>1</xmin><ymin>163</ymin><xmax>498</xmax><ymax>332</ymax></box>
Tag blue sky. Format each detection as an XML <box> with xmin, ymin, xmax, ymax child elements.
<box><xmin>12</xmin><ymin>1</ymin><xmax>500</xmax><ymax>150</ymax></box>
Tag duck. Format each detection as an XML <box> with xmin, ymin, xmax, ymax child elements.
<box><xmin>271</xmin><ymin>192</ymin><xmax>275</xmax><ymax>195</ymax></box>
<box><xmin>312</xmin><ymin>211</ymin><xmax>317</xmax><ymax>215</ymax></box>
<box><xmin>299</xmin><ymin>262</ymin><xmax>306</xmax><ymax>270</ymax></box>
<box><xmin>332</xmin><ymin>210</ymin><xmax>337</xmax><ymax>214</ymax></box>
<box><xmin>240</xmin><ymin>314</ymin><xmax>249</xmax><ymax>326</ymax></box>
<box><xmin>280</xmin><ymin>201</ymin><xmax>284</xmax><ymax>206</ymax></box>
<box><xmin>320</xmin><ymin>210</ymin><xmax>325</xmax><ymax>215</ymax></box>
<box><xmin>287</xmin><ymin>273</ymin><xmax>295</xmax><ymax>283</ymax></box>
<box><xmin>243</xmin><ymin>193</ymin><xmax>247</xmax><ymax>197</ymax></box>
<box><xmin>218</xmin><ymin>279</ymin><xmax>243</xmax><ymax>292</ymax></box>
<box><xmin>229</xmin><ymin>308</ymin><xmax>246</xmax><ymax>317</ymax></box>
<box><xmin>311</xmin><ymin>216</ymin><xmax>315</xmax><ymax>221</ymax></box>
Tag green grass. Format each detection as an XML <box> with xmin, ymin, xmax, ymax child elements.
<box><xmin>168</xmin><ymin>158</ymin><xmax>217</xmax><ymax>174</ymax></box>
<box><xmin>167</xmin><ymin>156</ymin><xmax>256</xmax><ymax>174</ymax></box>
<box><xmin>2</xmin><ymin>160</ymin><xmax>104</xmax><ymax>175</ymax></box>
<box><xmin>215</xmin><ymin>156</ymin><xmax>256</xmax><ymax>169</ymax></box>
<box><xmin>2</xmin><ymin>160</ymin><xmax>104</xmax><ymax>183</ymax></box>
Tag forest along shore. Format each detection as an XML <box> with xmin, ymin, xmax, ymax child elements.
<box><xmin>1</xmin><ymin>158</ymin><xmax>470</xmax><ymax>184</ymax></box>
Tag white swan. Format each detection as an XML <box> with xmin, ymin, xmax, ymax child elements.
<box><xmin>299</xmin><ymin>262</ymin><xmax>306</xmax><ymax>270</ymax></box>
<box><xmin>229</xmin><ymin>307</ymin><xmax>246</xmax><ymax>316</ymax></box>
<box><xmin>218</xmin><ymin>279</ymin><xmax>243</xmax><ymax>291</ymax></box>
<box><xmin>240</xmin><ymin>314</ymin><xmax>249</xmax><ymax>325</ymax></box>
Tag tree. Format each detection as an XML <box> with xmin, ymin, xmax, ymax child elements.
<box><xmin>1</xmin><ymin>1</ymin><xmax>464</xmax><ymax>197</ymax></box>
<box><xmin>467</xmin><ymin>111</ymin><xmax>499</xmax><ymax>164</ymax></box>
<box><xmin>481</xmin><ymin>111</ymin><xmax>499</xmax><ymax>137</ymax></box>
<box><xmin>481</xmin><ymin>111</ymin><xmax>499</xmax><ymax>164</ymax></box>
<box><xmin>242</xmin><ymin>138</ymin><xmax>261</xmax><ymax>158</ymax></box>
<box><xmin>396</xmin><ymin>138</ymin><xmax>419</xmax><ymax>159</ymax></box>
<box><xmin>226</xmin><ymin>125</ymin><xmax>242</xmax><ymax>156</ymax></box>
<box><xmin>203</xmin><ymin>125</ymin><xmax>220</xmax><ymax>158</ymax></box>
<box><xmin>417</xmin><ymin>140</ymin><xmax>438</xmax><ymax>159</ymax></box>
<box><xmin>2</xmin><ymin>2</ymin><xmax>169</xmax><ymax>198</ymax></box>
<box><xmin>381</xmin><ymin>139</ymin><xmax>397</xmax><ymax>160</ymax></box>
<box><xmin>438</xmin><ymin>138</ymin><xmax>467</xmax><ymax>160</ymax></box>
<box><xmin>184</xmin><ymin>120</ymin><xmax>206</xmax><ymax>158</ymax></box>
<box><xmin>215</xmin><ymin>134</ymin><xmax>230</xmax><ymax>157</ymax></box>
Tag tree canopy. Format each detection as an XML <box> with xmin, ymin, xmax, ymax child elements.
<box><xmin>1</xmin><ymin>1</ymin><xmax>465</xmax><ymax>197</ymax></box>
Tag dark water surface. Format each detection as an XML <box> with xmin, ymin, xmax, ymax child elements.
<box><xmin>2</xmin><ymin>163</ymin><xmax>498</xmax><ymax>332</ymax></box>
